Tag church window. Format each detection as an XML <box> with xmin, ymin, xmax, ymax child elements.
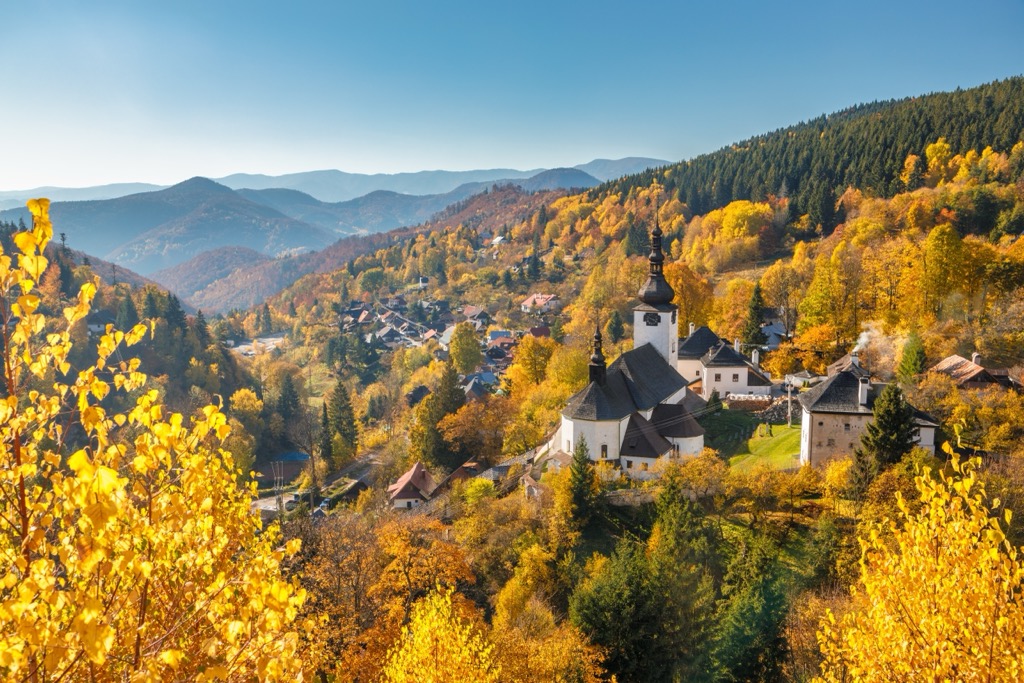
<box><xmin>641</xmin><ymin>462</ymin><xmax>648</xmax><ymax>471</ymax></box>
<box><xmin>406</xmin><ymin>501</ymin><xmax>412</xmax><ymax>509</ymax></box>
<box><xmin>600</xmin><ymin>444</ymin><xmax>608</xmax><ymax>458</ymax></box>
<box><xmin>626</xmin><ymin>460</ymin><xmax>633</xmax><ymax>469</ymax></box>
<box><xmin>714</xmin><ymin>373</ymin><xmax>721</xmax><ymax>382</ymax></box>
<box><xmin>818</xmin><ymin>421</ymin><xmax>823</xmax><ymax>426</ymax></box>
<box><xmin>827</xmin><ymin>438</ymin><xmax>835</xmax><ymax>447</ymax></box>
<box><xmin>844</xmin><ymin>423</ymin><xmax>851</xmax><ymax>432</ymax></box>
<box><xmin>732</xmin><ymin>373</ymin><xmax>739</xmax><ymax>382</ymax></box>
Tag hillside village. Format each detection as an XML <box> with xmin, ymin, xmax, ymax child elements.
<box><xmin>6</xmin><ymin>77</ymin><xmax>1024</xmax><ymax>681</ymax></box>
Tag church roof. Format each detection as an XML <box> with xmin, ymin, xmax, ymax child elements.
<box><xmin>564</xmin><ymin>343</ymin><xmax>686</xmax><ymax>421</ymax></box>
<box><xmin>620</xmin><ymin>413</ymin><xmax>673</xmax><ymax>459</ymax></box>
<box><xmin>650</xmin><ymin>402</ymin><xmax>705</xmax><ymax>438</ymax></box>
<box><xmin>678</xmin><ymin>326</ymin><xmax>722</xmax><ymax>359</ymax></box>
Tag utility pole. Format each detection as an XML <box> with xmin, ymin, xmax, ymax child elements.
<box><xmin>787</xmin><ymin>383</ymin><xmax>793</xmax><ymax>428</ymax></box>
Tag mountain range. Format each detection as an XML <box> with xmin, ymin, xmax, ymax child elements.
<box><xmin>0</xmin><ymin>157</ymin><xmax>666</xmax><ymax>209</ymax></box>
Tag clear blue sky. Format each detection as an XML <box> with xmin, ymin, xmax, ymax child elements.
<box><xmin>3</xmin><ymin>0</ymin><xmax>1023</xmax><ymax>189</ymax></box>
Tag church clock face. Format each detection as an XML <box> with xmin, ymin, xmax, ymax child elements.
<box><xmin>643</xmin><ymin>311</ymin><xmax>661</xmax><ymax>326</ymax></box>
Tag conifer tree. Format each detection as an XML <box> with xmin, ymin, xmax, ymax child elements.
<box><xmin>194</xmin><ymin>309</ymin><xmax>211</xmax><ymax>348</ymax></box>
<box><xmin>164</xmin><ymin>293</ymin><xmax>187</xmax><ymax>333</ymax></box>
<box><xmin>328</xmin><ymin>377</ymin><xmax>358</xmax><ymax>455</ymax></box>
<box><xmin>319</xmin><ymin>402</ymin><xmax>334</xmax><ymax>469</ymax></box>
<box><xmin>142</xmin><ymin>288</ymin><xmax>162</xmax><ymax>319</ymax></box>
<box><xmin>277</xmin><ymin>373</ymin><xmax>301</xmax><ymax>421</ymax></box>
<box><xmin>858</xmin><ymin>383</ymin><xmax>918</xmax><ymax>468</ymax></box>
<box><xmin>896</xmin><ymin>331</ymin><xmax>926</xmax><ymax>381</ymax></box>
<box><xmin>604</xmin><ymin>310</ymin><xmax>625</xmax><ymax>344</ymax></box>
<box><xmin>568</xmin><ymin>436</ymin><xmax>596</xmax><ymax>528</ymax></box>
<box><xmin>116</xmin><ymin>293</ymin><xmax>139</xmax><ymax>330</ymax></box>
<box><xmin>740</xmin><ymin>283</ymin><xmax>768</xmax><ymax>347</ymax></box>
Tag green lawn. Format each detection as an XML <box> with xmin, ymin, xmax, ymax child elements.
<box><xmin>728</xmin><ymin>424</ymin><xmax>802</xmax><ymax>472</ymax></box>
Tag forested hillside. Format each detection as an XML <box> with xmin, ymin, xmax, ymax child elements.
<box><xmin>606</xmin><ymin>77</ymin><xmax>1024</xmax><ymax>229</ymax></box>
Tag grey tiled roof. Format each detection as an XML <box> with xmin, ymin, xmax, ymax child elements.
<box><xmin>678</xmin><ymin>326</ymin><xmax>722</xmax><ymax>359</ymax></box>
<box><xmin>563</xmin><ymin>343</ymin><xmax>686</xmax><ymax>420</ymax></box>
<box><xmin>797</xmin><ymin>370</ymin><xmax>872</xmax><ymax>414</ymax></box>
<box><xmin>651</xmin><ymin>403</ymin><xmax>705</xmax><ymax>438</ymax></box>
<box><xmin>620</xmin><ymin>413</ymin><xmax>673</xmax><ymax>458</ymax></box>
<box><xmin>701</xmin><ymin>341</ymin><xmax>749</xmax><ymax>367</ymax></box>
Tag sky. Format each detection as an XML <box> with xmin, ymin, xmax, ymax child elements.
<box><xmin>2</xmin><ymin>0</ymin><xmax>1023</xmax><ymax>189</ymax></box>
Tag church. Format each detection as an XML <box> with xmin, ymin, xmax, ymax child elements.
<box><xmin>548</xmin><ymin>222</ymin><xmax>705</xmax><ymax>479</ymax></box>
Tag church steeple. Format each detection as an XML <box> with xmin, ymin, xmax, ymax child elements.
<box><xmin>588</xmin><ymin>324</ymin><xmax>606</xmax><ymax>385</ymax></box>
<box><xmin>637</xmin><ymin>214</ymin><xmax>675</xmax><ymax>306</ymax></box>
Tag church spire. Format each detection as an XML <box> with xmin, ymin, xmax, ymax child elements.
<box><xmin>637</xmin><ymin>211</ymin><xmax>675</xmax><ymax>306</ymax></box>
<box><xmin>588</xmin><ymin>323</ymin><xmax>606</xmax><ymax>385</ymax></box>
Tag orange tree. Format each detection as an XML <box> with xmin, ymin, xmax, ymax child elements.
<box><xmin>0</xmin><ymin>200</ymin><xmax>310</xmax><ymax>680</ymax></box>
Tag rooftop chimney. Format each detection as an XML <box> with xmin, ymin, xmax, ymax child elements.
<box><xmin>858</xmin><ymin>376</ymin><xmax>870</xmax><ymax>406</ymax></box>
<box><xmin>689</xmin><ymin>322</ymin><xmax>695</xmax><ymax>336</ymax></box>
<box><xmin>972</xmin><ymin>352</ymin><xmax>982</xmax><ymax>367</ymax></box>
<box><xmin>733</xmin><ymin>338</ymin><xmax>740</xmax><ymax>353</ymax></box>
<box><xmin>752</xmin><ymin>349</ymin><xmax>760</xmax><ymax>368</ymax></box>
<box><xmin>850</xmin><ymin>349</ymin><xmax>860</xmax><ymax>368</ymax></box>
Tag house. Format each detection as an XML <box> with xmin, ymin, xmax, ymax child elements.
<box><xmin>786</xmin><ymin>369</ymin><xmax>823</xmax><ymax>389</ymax></box>
<box><xmin>677</xmin><ymin>324</ymin><xmax>723</xmax><ymax>384</ymax></box>
<box><xmin>387</xmin><ymin>462</ymin><xmax>436</xmax><ymax>509</ymax></box>
<box><xmin>550</xmin><ymin>221</ymin><xmax>704</xmax><ymax>480</ymax></box>
<box><xmin>86</xmin><ymin>310</ymin><xmax>117</xmax><ymax>335</ymax></box>
<box><xmin>928</xmin><ymin>353</ymin><xmax>1015</xmax><ymax>389</ymax></box>
<box><xmin>528</xmin><ymin>325</ymin><xmax>551</xmax><ymax>338</ymax></box>
<box><xmin>699</xmin><ymin>340</ymin><xmax>772</xmax><ymax>401</ymax></box>
<box><xmin>463</xmin><ymin>377</ymin><xmax>488</xmax><ymax>401</ymax></box>
<box><xmin>760</xmin><ymin>321</ymin><xmax>788</xmax><ymax>350</ymax></box>
<box><xmin>488</xmin><ymin>330</ymin><xmax>513</xmax><ymax>343</ymax></box>
<box><xmin>798</xmin><ymin>370</ymin><xmax>938</xmax><ymax>467</ymax></box>
<box><xmin>827</xmin><ymin>351</ymin><xmax>870</xmax><ymax>379</ymax></box>
<box><xmin>462</xmin><ymin>305</ymin><xmax>490</xmax><ymax>325</ymax></box>
<box><xmin>405</xmin><ymin>384</ymin><xmax>431</xmax><ymax>407</ymax></box>
<box><xmin>520</xmin><ymin>293</ymin><xmax>562</xmax><ymax>314</ymax></box>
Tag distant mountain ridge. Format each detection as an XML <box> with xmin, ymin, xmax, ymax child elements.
<box><xmin>0</xmin><ymin>157</ymin><xmax>667</xmax><ymax>207</ymax></box>
<box><xmin>0</xmin><ymin>177</ymin><xmax>337</xmax><ymax>275</ymax></box>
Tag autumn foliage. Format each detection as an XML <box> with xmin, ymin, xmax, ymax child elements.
<box><xmin>0</xmin><ymin>201</ymin><xmax>309</xmax><ymax>680</ymax></box>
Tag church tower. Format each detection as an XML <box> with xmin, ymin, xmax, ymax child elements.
<box><xmin>632</xmin><ymin>216</ymin><xmax>677</xmax><ymax>364</ymax></box>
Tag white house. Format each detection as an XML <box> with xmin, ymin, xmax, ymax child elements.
<box><xmin>677</xmin><ymin>324</ymin><xmax>722</xmax><ymax>384</ymax></box>
<box><xmin>520</xmin><ymin>293</ymin><xmax>562</xmax><ymax>314</ymax></box>
<box><xmin>551</xmin><ymin>221</ymin><xmax>705</xmax><ymax>480</ymax></box>
<box><xmin>699</xmin><ymin>339</ymin><xmax>772</xmax><ymax>401</ymax></box>
<box><xmin>387</xmin><ymin>462</ymin><xmax>436</xmax><ymax>509</ymax></box>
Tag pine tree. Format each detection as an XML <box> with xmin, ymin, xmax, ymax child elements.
<box><xmin>328</xmin><ymin>378</ymin><xmax>358</xmax><ymax>454</ymax></box>
<box><xmin>194</xmin><ymin>309</ymin><xmax>211</xmax><ymax>349</ymax></box>
<box><xmin>319</xmin><ymin>402</ymin><xmax>334</xmax><ymax>469</ymax></box>
<box><xmin>164</xmin><ymin>294</ymin><xmax>187</xmax><ymax>333</ymax></box>
<box><xmin>116</xmin><ymin>294</ymin><xmax>139</xmax><ymax>330</ymax></box>
<box><xmin>568</xmin><ymin>436</ymin><xmax>596</xmax><ymax>528</ymax></box>
<box><xmin>859</xmin><ymin>383</ymin><xmax>918</xmax><ymax>468</ymax></box>
<box><xmin>896</xmin><ymin>331</ymin><xmax>926</xmax><ymax>382</ymax></box>
<box><xmin>277</xmin><ymin>373</ymin><xmax>301</xmax><ymax>421</ymax></box>
<box><xmin>740</xmin><ymin>283</ymin><xmax>768</xmax><ymax>347</ymax></box>
<box><xmin>260</xmin><ymin>303</ymin><xmax>272</xmax><ymax>335</ymax></box>
<box><xmin>142</xmin><ymin>289</ymin><xmax>162</xmax><ymax>319</ymax></box>
<box><xmin>605</xmin><ymin>310</ymin><xmax>625</xmax><ymax>344</ymax></box>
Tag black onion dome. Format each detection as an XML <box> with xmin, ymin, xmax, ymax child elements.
<box><xmin>637</xmin><ymin>218</ymin><xmax>675</xmax><ymax>306</ymax></box>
